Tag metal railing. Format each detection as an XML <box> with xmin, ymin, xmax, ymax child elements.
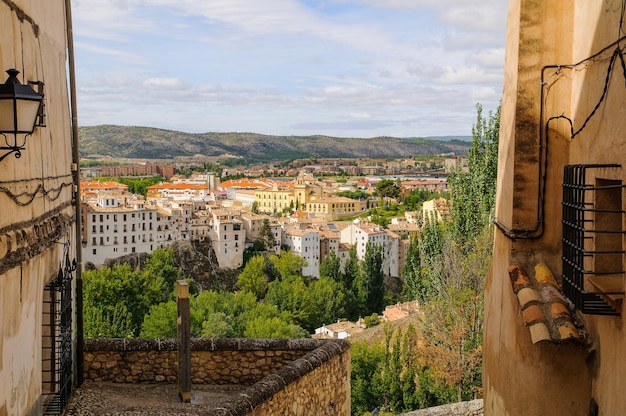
<box><xmin>562</xmin><ymin>164</ymin><xmax>624</xmax><ymax>315</ymax></box>
<box><xmin>42</xmin><ymin>254</ymin><xmax>75</xmax><ymax>415</ymax></box>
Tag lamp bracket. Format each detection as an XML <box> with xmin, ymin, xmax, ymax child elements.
<box><xmin>0</xmin><ymin>132</ymin><xmax>28</xmax><ymax>162</ymax></box>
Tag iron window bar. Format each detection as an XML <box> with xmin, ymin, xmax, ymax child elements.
<box><xmin>42</xmin><ymin>256</ymin><xmax>75</xmax><ymax>415</ymax></box>
<box><xmin>562</xmin><ymin>164</ymin><xmax>625</xmax><ymax>316</ymax></box>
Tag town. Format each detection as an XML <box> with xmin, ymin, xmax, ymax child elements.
<box><xmin>79</xmin><ymin>156</ymin><xmax>463</xmax><ymax>278</ymax></box>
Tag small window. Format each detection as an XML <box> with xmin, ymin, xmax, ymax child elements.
<box><xmin>562</xmin><ymin>164</ymin><xmax>625</xmax><ymax>315</ymax></box>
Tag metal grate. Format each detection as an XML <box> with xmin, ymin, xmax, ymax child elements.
<box><xmin>562</xmin><ymin>164</ymin><xmax>625</xmax><ymax>315</ymax></box>
<box><xmin>42</xmin><ymin>255</ymin><xmax>75</xmax><ymax>415</ymax></box>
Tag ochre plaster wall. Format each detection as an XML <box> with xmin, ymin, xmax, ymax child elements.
<box><xmin>0</xmin><ymin>1</ymin><xmax>74</xmax><ymax>415</ymax></box>
<box><xmin>486</xmin><ymin>1</ymin><xmax>626</xmax><ymax>415</ymax></box>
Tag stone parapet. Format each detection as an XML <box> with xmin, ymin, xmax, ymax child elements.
<box><xmin>82</xmin><ymin>338</ymin><xmax>351</xmax><ymax>415</ymax></box>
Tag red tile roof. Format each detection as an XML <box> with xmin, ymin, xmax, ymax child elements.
<box><xmin>147</xmin><ymin>183</ymin><xmax>208</xmax><ymax>190</ymax></box>
<box><xmin>508</xmin><ymin>264</ymin><xmax>588</xmax><ymax>344</ymax></box>
<box><xmin>80</xmin><ymin>181</ymin><xmax>128</xmax><ymax>191</ymax></box>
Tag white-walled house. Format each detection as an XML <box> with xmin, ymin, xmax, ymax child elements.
<box><xmin>83</xmin><ymin>194</ymin><xmax>159</xmax><ymax>267</ymax></box>
<box><xmin>340</xmin><ymin>221</ymin><xmax>400</xmax><ymax>277</ymax></box>
<box><xmin>282</xmin><ymin>226</ymin><xmax>320</xmax><ymax>278</ymax></box>
<box><xmin>209</xmin><ymin>208</ymin><xmax>246</xmax><ymax>269</ymax></box>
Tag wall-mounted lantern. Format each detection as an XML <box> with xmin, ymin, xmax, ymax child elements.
<box><xmin>0</xmin><ymin>68</ymin><xmax>43</xmax><ymax>162</ymax></box>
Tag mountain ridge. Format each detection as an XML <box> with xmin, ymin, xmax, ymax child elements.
<box><xmin>79</xmin><ymin>125</ymin><xmax>471</xmax><ymax>161</ymax></box>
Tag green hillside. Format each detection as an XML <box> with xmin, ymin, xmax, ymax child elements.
<box><xmin>79</xmin><ymin>125</ymin><xmax>470</xmax><ymax>161</ymax></box>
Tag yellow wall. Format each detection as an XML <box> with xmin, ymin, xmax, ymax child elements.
<box><xmin>255</xmin><ymin>189</ymin><xmax>296</xmax><ymax>213</ymax></box>
<box><xmin>0</xmin><ymin>1</ymin><xmax>74</xmax><ymax>415</ymax></box>
<box><xmin>486</xmin><ymin>1</ymin><xmax>626</xmax><ymax>414</ymax></box>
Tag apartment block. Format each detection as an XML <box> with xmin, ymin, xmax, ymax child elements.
<box><xmin>82</xmin><ymin>194</ymin><xmax>158</xmax><ymax>267</ymax></box>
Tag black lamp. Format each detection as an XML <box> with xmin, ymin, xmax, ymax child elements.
<box><xmin>0</xmin><ymin>68</ymin><xmax>43</xmax><ymax>162</ymax></box>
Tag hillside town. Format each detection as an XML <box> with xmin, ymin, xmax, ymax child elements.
<box><xmin>80</xmin><ymin>166</ymin><xmax>454</xmax><ymax>280</ymax></box>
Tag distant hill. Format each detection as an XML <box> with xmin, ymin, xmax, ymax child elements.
<box><xmin>425</xmin><ymin>135</ymin><xmax>472</xmax><ymax>142</ymax></box>
<box><xmin>78</xmin><ymin>125</ymin><xmax>470</xmax><ymax>162</ymax></box>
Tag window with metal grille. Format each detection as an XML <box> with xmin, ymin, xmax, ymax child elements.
<box><xmin>42</xmin><ymin>260</ymin><xmax>74</xmax><ymax>415</ymax></box>
<box><xmin>562</xmin><ymin>164</ymin><xmax>625</xmax><ymax>315</ymax></box>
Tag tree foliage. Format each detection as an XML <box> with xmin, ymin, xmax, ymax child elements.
<box><xmin>259</xmin><ymin>219</ymin><xmax>277</xmax><ymax>251</ymax></box>
<box><xmin>237</xmin><ymin>255</ymin><xmax>270</xmax><ymax>298</ymax></box>
<box><xmin>448</xmin><ymin>103</ymin><xmax>500</xmax><ymax>240</ymax></box>
<box><xmin>375</xmin><ymin>179</ymin><xmax>401</xmax><ymax>199</ymax></box>
<box><xmin>84</xmin><ymin>263</ymin><xmax>164</xmax><ymax>337</ymax></box>
<box><xmin>388</xmin><ymin>103</ymin><xmax>498</xmax><ymax>413</ymax></box>
<box><xmin>363</xmin><ymin>242</ymin><xmax>385</xmax><ymax>315</ymax></box>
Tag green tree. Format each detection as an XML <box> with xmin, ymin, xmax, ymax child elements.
<box><xmin>336</xmin><ymin>190</ymin><xmax>370</xmax><ymax>200</ymax></box>
<box><xmin>259</xmin><ymin>219</ymin><xmax>276</xmax><ymax>251</ymax></box>
<box><xmin>265</xmin><ymin>275</ymin><xmax>315</xmax><ymax>331</ymax></box>
<box><xmin>407</xmin><ymin>213</ymin><xmax>445</xmax><ymax>303</ymax></box>
<box><xmin>448</xmin><ymin>103</ymin><xmax>500</xmax><ymax>240</ymax></box>
<box><xmin>143</xmin><ymin>248</ymin><xmax>183</xmax><ymax>301</ymax></box>
<box><xmin>244</xmin><ymin>316</ymin><xmax>309</xmax><ymax>338</ymax></box>
<box><xmin>375</xmin><ymin>179</ymin><xmax>401</xmax><ymax>199</ymax></box>
<box><xmin>342</xmin><ymin>245</ymin><xmax>359</xmax><ymax>290</ymax></box>
<box><xmin>351</xmin><ymin>341</ymin><xmax>386</xmax><ymax>415</ymax></box>
<box><xmin>237</xmin><ymin>255</ymin><xmax>269</xmax><ymax>298</ymax></box>
<box><xmin>269</xmin><ymin>250</ymin><xmax>306</xmax><ymax>280</ymax></box>
<box><xmin>404</xmin><ymin>189</ymin><xmax>439</xmax><ymax>211</ymax></box>
<box><xmin>116</xmin><ymin>176</ymin><xmax>163</xmax><ymax>197</ymax></box>
<box><xmin>83</xmin><ymin>263</ymin><xmax>163</xmax><ymax>337</ymax></box>
<box><xmin>383</xmin><ymin>325</ymin><xmax>403</xmax><ymax>412</ymax></box>
<box><xmin>140</xmin><ymin>300</ymin><xmax>177</xmax><ymax>338</ymax></box>
<box><xmin>319</xmin><ymin>250</ymin><xmax>342</xmax><ymax>282</ymax></box>
<box><xmin>402</xmin><ymin>236</ymin><xmax>422</xmax><ymax>301</ymax></box>
<box><xmin>308</xmin><ymin>276</ymin><xmax>346</xmax><ymax>329</ymax></box>
<box><xmin>201</xmin><ymin>312</ymin><xmax>236</xmax><ymax>338</ymax></box>
<box><xmin>84</xmin><ymin>302</ymin><xmax>134</xmax><ymax>338</ymax></box>
<box><xmin>363</xmin><ymin>242</ymin><xmax>385</xmax><ymax>315</ymax></box>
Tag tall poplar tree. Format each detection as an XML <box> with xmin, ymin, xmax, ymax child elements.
<box><xmin>448</xmin><ymin>103</ymin><xmax>501</xmax><ymax>240</ymax></box>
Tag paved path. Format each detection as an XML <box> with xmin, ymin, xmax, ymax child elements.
<box><xmin>64</xmin><ymin>382</ymin><xmax>248</xmax><ymax>415</ymax></box>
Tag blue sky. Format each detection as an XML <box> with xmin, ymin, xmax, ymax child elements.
<box><xmin>72</xmin><ymin>0</ymin><xmax>507</xmax><ymax>138</ymax></box>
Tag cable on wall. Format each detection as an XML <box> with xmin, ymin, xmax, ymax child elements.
<box><xmin>0</xmin><ymin>174</ymin><xmax>74</xmax><ymax>206</ymax></box>
<box><xmin>495</xmin><ymin>3</ymin><xmax>626</xmax><ymax>240</ymax></box>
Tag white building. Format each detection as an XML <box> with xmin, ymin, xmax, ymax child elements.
<box><xmin>83</xmin><ymin>194</ymin><xmax>159</xmax><ymax>267</ymax></box>
<box><xmin>314</xmin><ymin>321</ymin><xmax>364</xmax><ymax>339</ymax></box>
<box><xmin>282</xmin><ymin>226</ymin><xmax>320</xmax><ymax>278</ymax></box>
<box><xmin>209</xmin><ymin>208</ymin><xmax>246</xmax><ymax>269</ymax></box>
<box><xmin>234</xmin><ymin>189</ymin><xmax>257</xmax><ymax>207</ymax></box>
<box><xmin>340</xmin><ymin>221</ymin><xmax>400</xmax><ymax>277</ymax></box>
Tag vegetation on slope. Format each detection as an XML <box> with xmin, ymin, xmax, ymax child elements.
<box><xmin>79</xmin><ymin>125</ymin><xmax>470</xmax><ymax>161</ymax></box>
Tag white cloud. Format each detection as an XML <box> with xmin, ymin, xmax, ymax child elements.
<box><xmin>143</xmin><ymin>77</ymin><xmax>189</xmax><ymax>89</ymax></box>
<box><xmin>73</xmin><ymin>0</ymin><xmax>507</xmax><ymax>137</ymax></box>
<box><xmin>74</xmin><ymin>41</ymin><xmax>148</xmax><ymax>65</ymax></box>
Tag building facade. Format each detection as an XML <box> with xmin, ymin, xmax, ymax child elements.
<box><xmin>0</xmin><ymin>1</ymin><xmax>77</xmax><ymax>415</ymax></box>
<box><xmin>82</xmin><ymin>195</ymin><xmax>158</xmax><ymax>266</ymax></box>
<box><xmin>485</xmin><ymin>2</ymin><xmax>626</xmax><ymax>415</ymax></box>
<box><xmin>282</xmin><ymin>227</ymin><xmax>321</xmax><ymax>278</ymax></box>
<box><xmin>340</xmin><ymin>221</ymin><xmax>400</xmax><ymax>277</ymax></box>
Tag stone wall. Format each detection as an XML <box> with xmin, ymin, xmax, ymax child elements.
<box><xmin>83</xmin><ymin>338</ymin><xmax>351</xmax><ymax>416</ymax></box>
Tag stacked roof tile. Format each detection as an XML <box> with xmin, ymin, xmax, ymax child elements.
<box><xmin>508</xmin><ymin>263</ymin><xmax>588</xmax><ymax>344</ymax></box>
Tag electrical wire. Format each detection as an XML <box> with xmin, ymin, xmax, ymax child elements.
<box><xmin>496</xmin><ymin>3</ymin><xmax>626</xmax><ymax>240</ymax></box>
<box><xmin>0</xmin><ymin>174</ymin><xmax>74</xmax><ymax>206</ymax></box>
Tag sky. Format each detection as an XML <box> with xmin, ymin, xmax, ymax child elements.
<box><xmin>72</xmin><ymin>0</ymin><xmax>508</xmax><ymax>138</ymax></box>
